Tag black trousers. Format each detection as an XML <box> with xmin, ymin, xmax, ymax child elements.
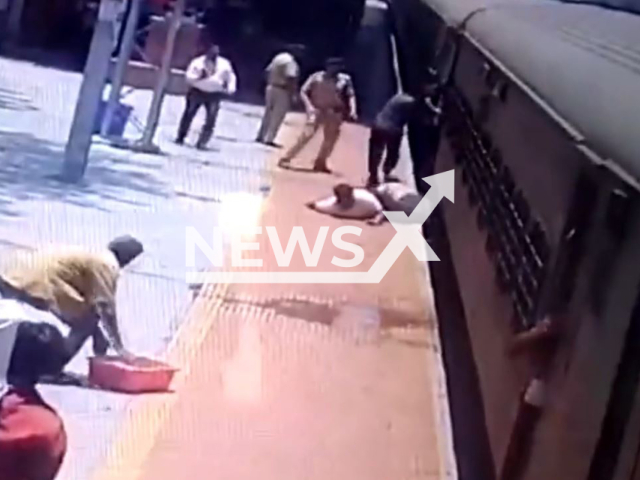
<box><xmin>368</xmin><ymin>127</ymin><xmax>403</xmax><ymax>182</ymax></box>
<box><xmin>408</xmin><ymin>120</ymin><xmax>441</xmax><ymax>195</ymax></box>
<box><xmin>0</xmin><ymin>276</ymin><xmax>105</xmax><ymax>362</ymax></box>
<box><xmin>177</xmin><ymin>88</ymin><xmax>223</xmax><ymax>147</ymax></box>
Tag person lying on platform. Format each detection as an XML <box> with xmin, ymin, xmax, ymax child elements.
<box><xmin>305</xmin><ymin>183</ymin><xmax>382</xmax><ymax>220</ymax></box>
<box><xmin>366</xmin><ymin>180</ymin><xmax>423</xmax><ymax>226</ymax></box>
<box><xmin>0</xmin><ymin>235</ymin><xmax>144</xmax><ymax>381</ymax></box>
<box><xmin>0</xmin><ymin>317</ymin><xmax>69</xmax><ymax>480</ymax></box>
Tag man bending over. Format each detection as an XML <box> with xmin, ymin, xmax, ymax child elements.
<box><xmin>0</xmin><ymin>235</ymin><xmax>144</xmax><ymax>375</ymax></box>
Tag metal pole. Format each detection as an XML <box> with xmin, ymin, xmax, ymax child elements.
<box><xmin>101</xmin><ymin>0</ymin><xmax>142</xmax><ymax>137</ymax></box>
<box><xmin>137</xmin><ymin>0</ymin><xmax>185</xmax><ymax>150</ymax></box>
<box><xmin>62</xmin><ymin>0</ymin><xmax>123</xmax><ymax>182</ymax></box>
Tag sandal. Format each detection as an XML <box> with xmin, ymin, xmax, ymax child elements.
<box><xmin>312</xmin><ymin>163</ymin><xmax>332</xmax><ymax>174</ymax></box>
<box><xmin>366</xmin><ymin>177</ymin><xmax>380</xmax><ymax>188</ymax></box>
<box><xmin>384</xmin><ymin>174</ymin><xmax>400</xmax><ymax>183</ymax></box>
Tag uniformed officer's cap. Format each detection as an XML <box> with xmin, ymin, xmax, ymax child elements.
<box><xmin>326</xmin><ymin>57</ymin><xmax>345</xmax><ymax>67</ymax></box>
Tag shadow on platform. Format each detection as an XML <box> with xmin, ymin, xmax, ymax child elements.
<box><xmin>0</xmin><ymin>129</ymin><xmax>169</xmax><ymax>219</ymax></box>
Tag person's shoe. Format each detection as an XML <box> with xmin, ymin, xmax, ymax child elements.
<box><xmin>278</xmin><ymin>158</ymin><xmax>291</xmax><ymax>168</ymax></box>
<box><xmin>312</xmin><ymin>162</ymin><xmax>331</xmax><ymax>174</ymax></box>
<box><xmin>384</xmin><ymin>173</ymin><xmax>400</xmax><ymax>183</ymax></box>
<box><xmin>265</xmin><ymin>141</ymin><xmax>281</xmax><ymax>148</ymax></box>
<box><xmin>196</xmin><ymin>143</ymin><xmax>208</xmax><ymax>151</ymax></box>
<box><xmin>42</xmin><ymin>372</ymin><xmax>91</xmax><ymax>388</ymax></box>
<box><xmin>175</xmin><ymin>137</ymin><xmax>185</xmax><ymax>145</ymax></box>
<box><xmin>366</xmin><ymin>213</ymin><xmax>387</xmax><ymax>226</ymax></box>
<box><xmin>366</xmin><ymin>176</ymin><xmax>379</xmax><ymax>188</ymax></box>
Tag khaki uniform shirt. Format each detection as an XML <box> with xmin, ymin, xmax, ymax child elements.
<box><xmin>266</xmin><ymin>52</ymin><xmax>299</xmax><ymax>88</ymax></box>
<box><xmin>302</xmin><ymin>71</ymin><xmax>355</xmax><ymax>112</ymax></box>
<box><xmin>0</xmin><ymin>247</ymin><xmax>120</xmax><ymax>325</ymax></box>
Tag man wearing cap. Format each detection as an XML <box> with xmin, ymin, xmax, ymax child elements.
<box><xmin>0</xmin><ymin>235</ymin><xmax>144</xmax><ymax>368</ymax></box>
<box><xmin>279</xmin><ymin>57</ymin><xmax>357</xmax><ymax>173</ymax></box>
<box><xmin>256</xmin><ymin>45</ymin><xmax>304</xmax><ymax>147</ymax></box>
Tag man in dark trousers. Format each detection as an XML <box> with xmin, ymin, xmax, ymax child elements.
<box><xmin>367</xmin><ymin>80</ymin><xmax>442</xmax><ymax>187</ymax></box>
<box><xmin>407</xmin><ymin>81</ymin><xmax>444</xmax><ymax>195</ymax></box>
<box><xmin>256</xmin><ymin>45</ymin><xmax>304</xmax><ymax>147</ymax></box>
<box><xmin>279</xmin><ymin>57</ymin><xmax>357</xmax><ymax>173</ymax></box>
<box><xmin>176</xmin><ymin>45</ymin><xmax>238</xmax><ymax>150</ymax></box>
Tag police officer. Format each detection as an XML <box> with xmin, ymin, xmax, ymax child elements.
<box><xmin>256</xmin><ymin>45</ymin><xmax>304</xmax><ymax>147</ymax></box>
<box><xmin>279</xmin><ymin>57</ymin><xmax>357</xmax><ymax>173</ymax></box>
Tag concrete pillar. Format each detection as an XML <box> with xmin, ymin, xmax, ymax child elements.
<box><xmin>6</xmin><ymin>0</ymin><xmax>26</xmax><ymax>40</ymax></box>
<box><xmin>62</xmin><ymin>0</ymin><xmax>123</xmax><ymax>181</ymax></box>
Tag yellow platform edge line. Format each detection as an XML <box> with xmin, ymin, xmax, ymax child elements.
<box><xmin>89</xmin><ymin>284</ymin><xmax>229</xmax><ymax>480</ymax></box>
<box><xmin>89</xmin><ymin>135</ymin><xmax>279</xmax><ymax>480</ymax></box>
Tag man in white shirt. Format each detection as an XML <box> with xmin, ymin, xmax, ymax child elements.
<box><xmin>256</xmin><ymin>45</ymin><xmax>304</xmax><ymax>147</ymax></box>
<box><xmin>306</xmin><ymin>183</ymin><xmax>382</xmax><ymax>220</ymax></box>
<box><xmin>176</xmin><ymin>45</ymin><xmax>238</xmax><ymax>150</ymax></box>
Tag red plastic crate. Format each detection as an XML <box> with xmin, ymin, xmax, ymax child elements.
<box><xmin>89</xmin><ymin>356</ymin><xmax>178</xmax><ymax>393</ymax></box>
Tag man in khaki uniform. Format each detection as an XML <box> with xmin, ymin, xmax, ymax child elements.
<box><xmin>256</xmin><ymin>45</ymin><xmax>303</xmax><ymax>147</ymax></box>
<box><xmin>0</xmin><ymin>235</ymin><xmax>143</xmax><ymax>369</ymax></box>
<box><xmin>279</xmin><ymin>57</ymin><xmax>357</xmax><ymax>173</ymax></box>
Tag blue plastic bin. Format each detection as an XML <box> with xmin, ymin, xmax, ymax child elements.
<box><xmin>93</xmin><ymin>101</ymin><xmax>133</xmax><ymax>137</ymax></box>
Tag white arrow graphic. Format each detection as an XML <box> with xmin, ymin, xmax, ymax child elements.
<box><xmin>186</xmin><ymin>170</ymin><xmax>455</xmax><ymax>284</ymax></box>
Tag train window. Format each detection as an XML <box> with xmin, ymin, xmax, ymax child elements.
<box><xmin>551</xmin><ymin>172</ymin><xmax>599</xmax><ymax>313</ymax></box>
<box><xmin>514</xmin><ymin>191</ymin><xmax>530</xmax><ymax>226</ymax></box>
<box><xmin>530</xmin><ymin>221</ymin><xmax>550</xmax><ymax>265</ymax></box>
<box><xmin>480</xmin><ymin>132</ymin><xmax>493</xmax><ymax>153</ymax></box>
<box><xmin>490</xmin><ymin>150</ymin><xmax>503</xmax><ymax>172</ymax></box>
<box><xmin>492</xmin><ymin>81</ymin><xmax>508</xmax><ymax>102</ymax></box>
<box><xmin>606</xmin><ymin>188</ymin><xmax>633</xmax><ymax>242</ymax></box>
<box><xmin>500</xmin><ymin>167</ymin><xmax>515</xmax><ymax>197</ymax></box>
<box><xmin>486</xmin><ymin>233</ymin><xmax>498</xmax><ymax>258</ymax></box>
<box><xmin>432</xmin><ymin>27</ymin><xmax>457</xmax><ymax>85</ymax></box>
<box><xmin>476</xmin><ymin>96</ymin><xmax>491</xmax><ymax>124</ymax></box>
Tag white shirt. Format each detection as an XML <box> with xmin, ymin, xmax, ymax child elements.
<box><xmin>313</xmin><ymin>189</ymin><xmax>382</xmax><ymax>220</ymax></box>
<box><xmin>0</xmin><ymin>315</ymin><xmax>19</xmax><ymax>397</ymax></box>
<box><xmin>374</xmin><ymin>183</ymin><xmax>421</xmax><ymax>214</ymax></box>
<box><xmin>185</xmin><ymin>55</ymin><xmax>238</xmax><ymax>94</ymax></box>
<box><xmin>0</xmin><ymin>297</ymin><xmax>72</xmax><ymax>396</ymax></box>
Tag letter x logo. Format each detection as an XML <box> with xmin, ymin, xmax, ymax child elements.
<box><xmin>382</xmin><ymin>171</ymin><xmax>455</xmax><ymax>262</ymax></box>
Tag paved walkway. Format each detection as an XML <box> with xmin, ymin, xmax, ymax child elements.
<box><xmin>0</xmin><ymin>57</ymin><xmax>272</xmax><ymax>480</ymax></box>
<box><xmin>0</xmin><ymin>56</ymin><xmax>456</xmax><ymax>480</ymax></box>
<box><xmin>90</xmin><ymin>115</ymin><xmax>457</xmax><ymax>478</ymax></box>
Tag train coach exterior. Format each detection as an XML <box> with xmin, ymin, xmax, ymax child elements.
<box><xmin>391</xmin><ymin>0</ymin><xmax>640</xmax><ymax>478</ymax></box>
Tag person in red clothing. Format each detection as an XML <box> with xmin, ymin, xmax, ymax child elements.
<box><xmin>0</xmin><ymin>316</ymin><xmax>69</xmax><ymax>480</ymax></box>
